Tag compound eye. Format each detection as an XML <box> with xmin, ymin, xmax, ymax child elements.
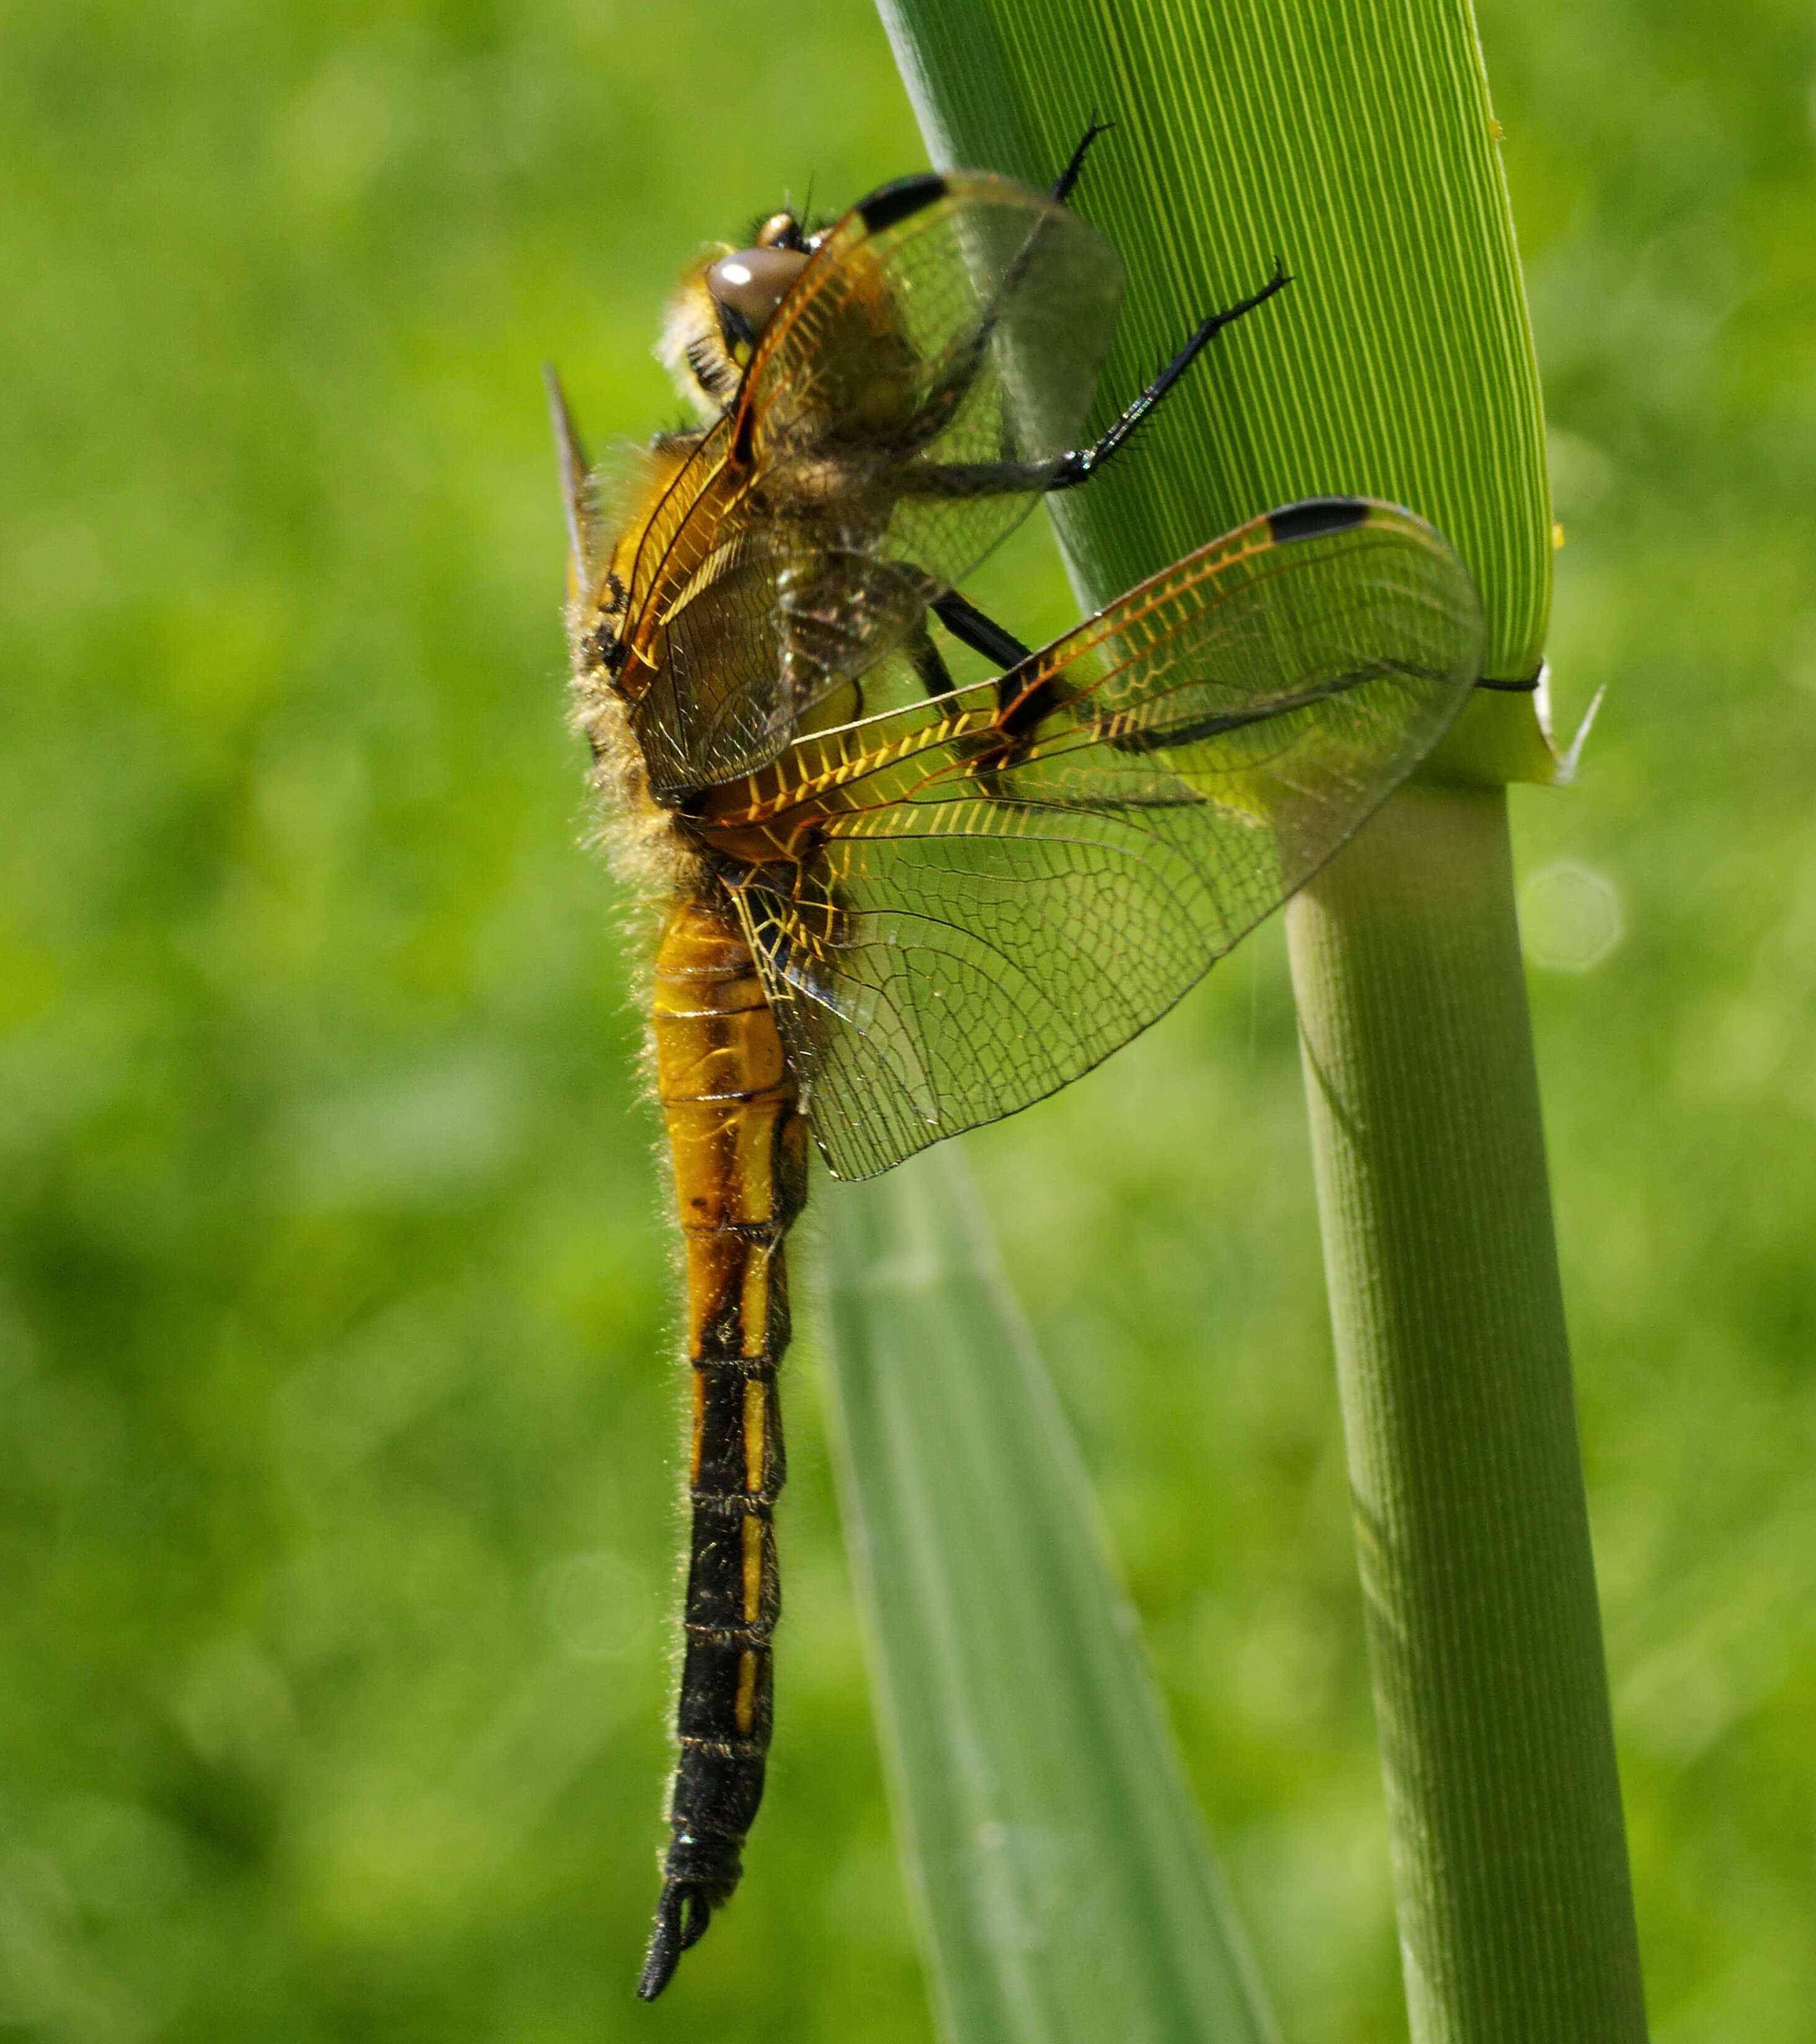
<box><xmin>705</xmin><ymin>246</ymin><xmax>810</xmax><ymax>348</ymax></box>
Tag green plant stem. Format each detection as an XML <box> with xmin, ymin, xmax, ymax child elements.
<box><xmin>1285</xmin><ymin>784</ymin><xmax>1647</xmax><ymax>2044</ymax></box>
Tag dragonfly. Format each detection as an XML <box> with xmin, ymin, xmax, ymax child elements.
<box><xmin>545</xmin><ymin>129</ymin><xmax>1485</xmax><ymax>2000</ymax></box>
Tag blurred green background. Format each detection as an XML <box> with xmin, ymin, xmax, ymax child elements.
<box><xmin>2</xmin><ymin>0</ymin><xmax>1814</xmax><ymax>2038</ymax></box>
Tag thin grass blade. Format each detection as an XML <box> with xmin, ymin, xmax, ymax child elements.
<box><xmin>820</xmin><ymin>1144</ymin><xmax>1277</xmax><ymax>2044</ymax></box>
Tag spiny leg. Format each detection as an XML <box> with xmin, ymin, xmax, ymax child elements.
<box><xmin>1049</xmin><ymin>113</ymin><xmax>1113</xmax><ymax>205</ymax></box>
<box><xmin>1048</xmin><ymin>261</ymin><xmax>1293</xmax><ymax>490</ymax></box>
<box><xmin>901</xmin><ymin>113</ymin><xmax>1115</xmax><ymax>450</ymax></box>
<box><xmin>886</xmin><ymin>265</ymin><xmax>1293</xmax><ymax>509</ymax></box>
<box><xmin>932</xmin><ymin>590</ymin><xmax>1035</xmax><ymax>673</ymax></box>
<box><xmin>909</xmin><ymin>259</ymin><xmax>1291</xmax><ymax>721</ymax></box>
<box><xmin>908</xmin><ymin>627</ymin><xmax>962</xmax><ymax>701</ymax></box>
<box><xmin>1049</xmin><ymin>115</ymin><xmax>1293</xmax><ymax>494</ymax></box>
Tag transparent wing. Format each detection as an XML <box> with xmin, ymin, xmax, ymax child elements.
<box><xmin>736</xmin><ymin>170</ymin><xmax>1124</xmax><ymax>581</ymax></box>
<box><xmin>718</xmin><ymin>500</ymin><xmax>1487</xmax><ymax>1180</ymax></box>
<box><xmin>622</xmin><ymin>172</ymin><xmax>1123</xmax><ymax>797</ymax></box>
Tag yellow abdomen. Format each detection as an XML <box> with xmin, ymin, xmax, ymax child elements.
<box><xmin>639</xmin><ymin>892</ymin><xmax>806</xmax><ymax>1999</ymax></box>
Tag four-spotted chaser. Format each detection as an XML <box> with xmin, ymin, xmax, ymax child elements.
<box><xmin>546</xmin><ymin>129</ymin><xmax>1484</xmax><ymax>1999</ymax></box>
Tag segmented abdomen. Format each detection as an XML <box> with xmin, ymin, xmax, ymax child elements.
<box><xmin>638</xmin><ymin>892</ymin><xmax>807</xmax><ymax>2000</ymax></box>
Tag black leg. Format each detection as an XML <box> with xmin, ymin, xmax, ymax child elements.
<box><xmin>885</xmin><ymin>259</ymin><xmax>1293</xmax><ymax>511</ymax></box>
<box><xmin>1049</xmin><ymin>261</ymin><xmax>1293</xmax><ymax>491</ymax></box>
<box><xmin>1049</xmin><ymin>118</ymin><xmax>1293</xmax><ymax>494</ymax></box>
<box><xmin>912</xmin><ymin>115</ymin><xmax>1113</xmax><ymax>447</ymax></box>
<box><xmin>908</xmin><ymin>629</ymin><xmax>962</xmax><ymax>700</ymax></box>
<box><xmin>932</xmin><ymin>591</ymin><xmax>1035</xmax><ymax>671</ymax></box>
<box><xmin>1050</xmin><ymin>115</ymin><xmax>1113</xmax><ymax>206</ymax></box>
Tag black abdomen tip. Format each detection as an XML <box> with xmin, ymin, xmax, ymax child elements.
<box><xmin>638</xmin><ymin>1810</ymin><xmax>747</xmax><ymax>1999</ymax></box>
<box><xmin>858</xmin><ymin>173</ymin><xmax>948</xmax><ymax>234</ymax></box>
<box><xmin>638</xmin><ymin>1878</ymin><xmax>714</xmax><ymax>2001</ymax></box>
<box><xmin>1268</xmin><ymin>497</ymin><xmax>1369</xmax><ymax>544</ymax></box>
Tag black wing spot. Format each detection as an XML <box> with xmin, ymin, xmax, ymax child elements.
<box><xmin>1268</xmin><ymin>498</ymin><xmax>1369</xmax><ymax>544</ymax></box>
<box><xmin>858</xmin><ymin>174</ymin><xmax>948</xmax><ymax>235</ymax></box>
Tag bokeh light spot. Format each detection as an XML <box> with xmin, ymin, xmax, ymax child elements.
<box><xmin>536</xmin><ymin>1550</ymin><xmax>654</xmax><ymax>1663</ymax></box>
<box><xmin>1520</xmin><ymin>860</ymin><xmax>1624</xmax><ymax>971</ymax></box>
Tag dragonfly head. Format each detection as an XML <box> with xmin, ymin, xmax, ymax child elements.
<box><xmin>661</xmin><ymin>213</ymin><xmax>812</xmax><ymax>415</ymax></box>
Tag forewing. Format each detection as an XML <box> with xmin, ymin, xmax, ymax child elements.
<box><xmin>612</xmin><ymin>174</ymin><xmax>1122</xmax><ymax>798</ymax></box>
<box><xmin>742</xmin><ymin>171</ymin><xmax>1123</xmax><ymax>529</ymax></box>
<box><xmin>727</xmin><ymin>500</ymin><xmax>1485</xmax><ymax>1180</ymax></box>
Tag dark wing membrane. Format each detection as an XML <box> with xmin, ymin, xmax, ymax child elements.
<box><xmin>628</xmin><ymin>174</ymin><xmax>1124</xmax><ymax>798</ymax></box>
<box><xmin>727</xmin><ymin>500</ymin><xmax>1485</xmax><ymax>1180</ymax></box>
<box><xmin>631</xmin><ymin>525</ymin><xmax>932</xmax><ymax>798</ymax></box>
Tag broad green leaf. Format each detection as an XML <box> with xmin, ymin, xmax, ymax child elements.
<box><xmin>821</xmin><ymin>1146</ymin><xmax>1277</xmax><ymax>2044</ymax></box>
<box><xmin>878</xmin><ymin>0</ymin><xmax>1562</xmax><ymax>781</ymax></box>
